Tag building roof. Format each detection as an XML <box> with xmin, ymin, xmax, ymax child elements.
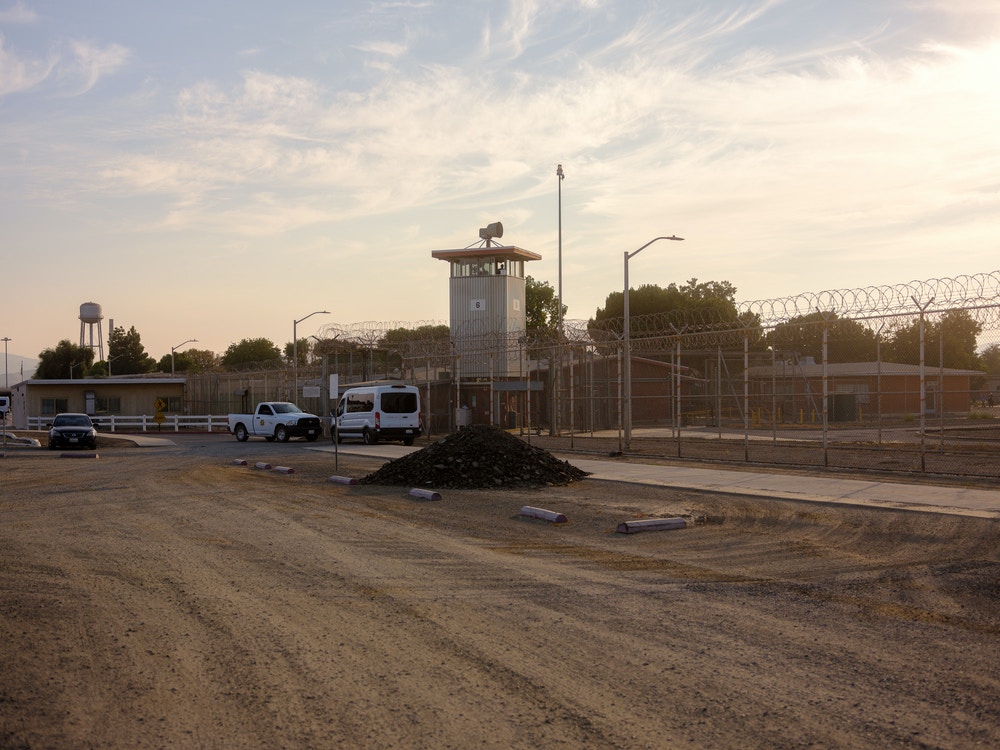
<box><xmin>431</xmin><ymin>245</ymin><xmax>542</xmax><ymax>262</ymax></box>
<box><xmin>18</xmin><ymin>377</ymin><xmax>186</xmax><ymax>387</ymax></box>
<box><xmin>746</xmin><ymin>362</ymin><xmax>983</xmax><ymax>378</ymax></box>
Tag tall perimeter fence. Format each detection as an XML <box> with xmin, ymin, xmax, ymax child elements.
<box><xmin>184</xmin><ymin>272</ymin><xmax>1000</xmax><ymax>480</ymax></box>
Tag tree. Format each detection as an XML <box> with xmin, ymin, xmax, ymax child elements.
<box><xmin>525</xmin><ymin>276</ymin><xmax>565</xmax><ymax>338</ymax></box>
<box><xmin>885</xmin><ymin>309</ymin><xmax>982</xmax><ymax>369</ymax></box>
<box><xmin>108</xmin><ymin>325</ymin><xmax>156</xmax><ymax>375</ymax></box>
<box><xmin>591</xmin><ymin>278</ymin><xmax>739</xmax><ymax>325</ymax></box>
<box><xmin>284</xmin><ymin>338</ymin><xmax>312</xmax><ymax>367</ymax></box>
<box><xmin>768</xmin><ymin>312</ymin><xmax>877</xmax><ymax>363</ymax></box>
<box><xmin>156</xmin><ymin>348</ymin><xmax>214</xmax><ymax>374</ymax></box>
<box><xmin>978</xmin><ymin>343</ymin><xmax>1000</xmax><ymax>375</ymax></box>
<box><xmin>374</xmin><ymin>324</ymin><xmax>451</xmax><ymax>373</ymax></box>
<box><xmin>185</xmin><ymin>348</ymin><xmax>219</xmax><ymax>373</ymax></box>
<box><xmin>222</xmin><ymin>338</ymin><xmax>282</xmax><ymax>368</ymax></box>
<box><xmin>35</xmin><ymin>340</ymin><xmax>94</xmax><ymax>379</ymax></box>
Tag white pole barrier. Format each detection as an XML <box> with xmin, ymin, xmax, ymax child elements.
<box><xmin>616</xmin><ymin>517</ymin><xmax>686</xmax><ymax>534</ymax></box>
<box><xmin>409</xmin><ymin>488</ymin><xmax>442</xmax><ymax>501</ymax></box>
<box><xmin>519</xmin><ymin>506</ymin><xmax>568</xmax><ymax>523</ymax></box>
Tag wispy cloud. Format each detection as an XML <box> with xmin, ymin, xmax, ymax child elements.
<box><xmin>0</xmin><ymin>34</ymin><xmax>55</xmax><ymax>95</ymax></box>
<box><xmin>65</xmin><ymin>40</ymin><xmax>131</xmax><ymax>94</ymax></box>
<box><xmin>0</xmin><ymin>34</ymin><xmax>129</xmax><ymax>97</ymax></box>
<box><xmin>0</xmin><ymin>1</ymin><xmax>36</xmax><ymax>24</ymax></box>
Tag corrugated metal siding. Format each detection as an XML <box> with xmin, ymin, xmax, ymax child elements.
<box><xmin>449</xmin><ymin>276</ymin><xmax>526</xmax><ymax>377</ymax></box>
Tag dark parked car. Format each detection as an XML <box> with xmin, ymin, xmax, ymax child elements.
<box><xmin>48</xmin><ymin>413</ymin><xmax>98</xmax><ymax>450</ymax></box>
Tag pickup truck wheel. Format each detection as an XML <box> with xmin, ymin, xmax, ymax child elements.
<box><xmin>275</xmin><ymin>425</ymin><xmax>290</xmax><ymax>443</ymax></box>
<box><xmin>234</xmin><ymin>424</ymin><xmax>249</xmax><ymax>442</ymax></box>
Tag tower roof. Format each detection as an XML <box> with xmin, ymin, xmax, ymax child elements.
<box><xmin>431</xmin><ymin>245</ymin><xmax>541</xmax><ymax>262</ymax></box>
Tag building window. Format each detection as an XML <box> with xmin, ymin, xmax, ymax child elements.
<box><xmin>41</xmin><ymin>398</ymin><xmax>68</xmax><ymax>415</ymax></box>
<box><xmin>156</xmin><ymin>396</ymin><xmax>183</xmax><ymax>412</ymax></box>
<box><xmin>94</xmin><ymin>396</ymin><xmax>121</xmax><ymax>414</ymax></box>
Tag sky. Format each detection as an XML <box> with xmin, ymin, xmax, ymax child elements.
<box><xmin>2</xmin><ymin>0</ymin><xmax>999</xmax><ymax>373</ymax></box>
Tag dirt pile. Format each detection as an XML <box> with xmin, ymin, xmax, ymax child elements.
<box><xmin>359</xmin><ymin>425</ymin><xmax>590</xmax><ymax>489</ymax></box>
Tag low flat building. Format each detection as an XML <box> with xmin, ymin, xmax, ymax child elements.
<box><xmin>7</xmin><ymin>376</ymin><xmax>186</xmax><ymax>429</ymax></box>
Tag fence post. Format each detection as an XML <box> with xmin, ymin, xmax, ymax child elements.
<box><xmin>913</xmin><ymin>296</ymin><xmax>934</xmax><ymax>472</ymax></box>
<box><xmin>821</xmin><ymin>312</ymin><xmax>832</xmax><ymax>467</ymax></box>
<box><xmin>743</xmin><ymin>328</ymin><xmax>749</xmax><ymax>462</ymax></box>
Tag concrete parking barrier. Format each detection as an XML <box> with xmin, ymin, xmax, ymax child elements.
<box><xmin>274</xmin><ymin>466</ymin><xmax>295</xmax><ymax>474</ymax></box>
<box><xmin>328</xmin><ymin>475</ymin><xmax>358</xmax><ymax>485</ymax></box>
<box><xmin>616</xmin><ymin>517</ymin><xmax>686</xmax><ymax>534</ymax></box>
<box><xmin>231</xmin><ymin>458</ymin><xmax>248</xmax><ymax>466</ymax></box>
<box><xmin>409</xmin><ymin>488</ymin><xmax>442</xmax><ymax>501</ymax></box>
<box><xmin>254</xmin><ymin>461</ymin><xmax>272</xmax><ymax>470</ymax></box>
<box><xmin>519</xmin><ymin>506</ymin><xmax>568</xmax><ymax>524</ymax></box>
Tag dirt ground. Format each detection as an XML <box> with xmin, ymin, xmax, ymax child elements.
<box><xmin>2</xmin><ymin>436</ymin><xmax>999</xmax><ymax>749</ymax></box>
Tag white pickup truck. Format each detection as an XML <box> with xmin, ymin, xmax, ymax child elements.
<box><xmin>228</xmin><ymin>402</ymin><xmax>322</xmax><ymax>442</ymax></box>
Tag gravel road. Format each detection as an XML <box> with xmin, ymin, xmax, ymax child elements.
<box><xmin>2</xmin><ymin>434</ymin><xmax>999</xmax><ymax>749</ymax></box>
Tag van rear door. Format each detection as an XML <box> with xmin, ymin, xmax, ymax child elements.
<box><xmin>379</xmin><ymin>388</ymin><xmax>420</xmax><ymax>429</ymax></box>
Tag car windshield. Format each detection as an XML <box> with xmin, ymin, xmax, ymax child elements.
<box><xmin>53</xmin><ymin>415</ymin><xmax>93</xmax><ymax>427</ymax></box>
<box><xmin>272</xmin><ymin>403</ymin><xmax>303</xmax><ymax>414</ymax></box>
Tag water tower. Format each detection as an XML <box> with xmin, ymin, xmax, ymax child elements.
<box><xmin>79</xmin><ymin>302</ymin><xmax>105</xmax><ymax>361</ymax></box>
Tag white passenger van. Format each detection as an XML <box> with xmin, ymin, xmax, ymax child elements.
<box><xmin>334</xmin><ymin>383</ymin><xmax>422</xmax><ymax>445</ymax></box>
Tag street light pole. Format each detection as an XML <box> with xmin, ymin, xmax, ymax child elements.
<box><xmin>623</xmin><ymin>235</ymin><xmax>684</xmax><ymax>449</ymax></box>
<box><xmin>170</xmin><ymin>338</ymin><xmax>198</xmax><ymax>376</ymax></box>
<box><xmin>1</xmin><ymin>337</ymin><xmax>10</xmax><ymax>389</ymax></box>
<box><xmin>554</xmin><ymin>164</ymin><xmax>565</xmax><ymax>435</ymax></box>
<box><xmin>556</xmin><ymin>164</ymin><xmax>564</xmax><ymax>330</ymax></box>
<box><xmin>293</xmin><ymin>310</ymin><xmax>330</xmax><ymax>402</ymax></box>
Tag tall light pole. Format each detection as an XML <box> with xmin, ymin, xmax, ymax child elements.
<box><xmin>2</xmin><ymin>337</ymin><xmax>10</xmax><ymax>389</ymax></box>
<box><xmin>293</xmin><ymin>310</ymin><xmax>330</xmax><ymax>402</ymax></box>
<box><xmin>556</xmin><ymin>164</ymin><xmax>564</xmax><ymax>330</ymax></box>
<box><xmin>552</xmin><ymin>164</ymin><xmax>565</xmax><ymax>436</ymax></box>
<box><xmin>623</xmin><ymin>235</ymin><xmax>684</xmax><ymax>449</ymax></box>
<box><xmin>170</xmin><ymin>338</ymin><xmax>198</xmax><ymax>376</ymax></box>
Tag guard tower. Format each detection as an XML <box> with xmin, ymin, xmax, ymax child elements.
<box><xmin>432</xmin><ymin>222</ymin><xmax>541</xmax><ymax>378</ymax></box>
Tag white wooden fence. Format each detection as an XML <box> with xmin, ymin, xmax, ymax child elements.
<box><xmin>28</xmin><ymin>414</ymin><xmax>232</xmax><ymax>433</ymax></box>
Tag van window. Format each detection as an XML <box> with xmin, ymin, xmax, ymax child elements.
<box><xmin>346</xmin><ymin>392</ymin><xmax>375</xmax><ymax>413</ymax></box>
<box><xmin>381</xmin><ymin>391</ymin><xmax>417</xmax><ymax>414</ymax></box>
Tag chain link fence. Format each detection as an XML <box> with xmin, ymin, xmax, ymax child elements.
<box><xmin>183</xmin><ymin>272</ymin><xmax>1000</xmax><ymax>479</ymax></box>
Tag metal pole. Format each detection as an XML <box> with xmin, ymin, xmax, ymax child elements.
<box><xmin>939</xmin><ymin>328</ymin><xmax>945</xmax><ymax>451</ymax></box>
<box><xmin>743</xmin><ymin>331</ymin><xmax>750</xmax><ymax>462</ymax></box>
<box><xmin>623</xmin><ymin>235</ymin><xmax>684</xmax><ymax>449</ymax></box>
<box><xmin>293</xmin><ymin>310</ymin><xmax>330</xmax><ymax>403</ymax></box>
<box><xmin>822</xmin><ymin>321</ymin><xmax>829</xmax><ymax>467</ymax></box>
<box><xmin>771</xmin><ymin>346</ymin><xmax>777</xmax><ymax>446</ymax></box>
<box><xmin>913</xmin><ymin>296</ymin><xmax>934</xmax><ymax>472</ymax></box>
<box><xmin>675</xmin><ymin>337</ymin><xmax>682</xmax><ymax>458</ymax></box>
<box><xmin>557</xmin><ymin>164</ymin><xmax>564</xmax><ymax>331</ymax></box>
<box><xmin>170</xmin><ymin>338</ymin><xmax>197</xmax><ymax>376</ymax></box>
<box><xmin>2</xmin><ymin>336</ymin><xmax>10</xmax><ymax>389</ymax></box>
<box><xmin>554</xmin><ymin>164</ymin><xmax>564</xmax><ymax>437</ymax></box>
<box><xmin>624</xmin><ymin>250</ymin><xmax>632</xmax><ymax>447</ymax></box>
<box><xmin>569</xmin><ymin>348</ymin><xmax>575</xmax><ymax>449</ymax></box>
